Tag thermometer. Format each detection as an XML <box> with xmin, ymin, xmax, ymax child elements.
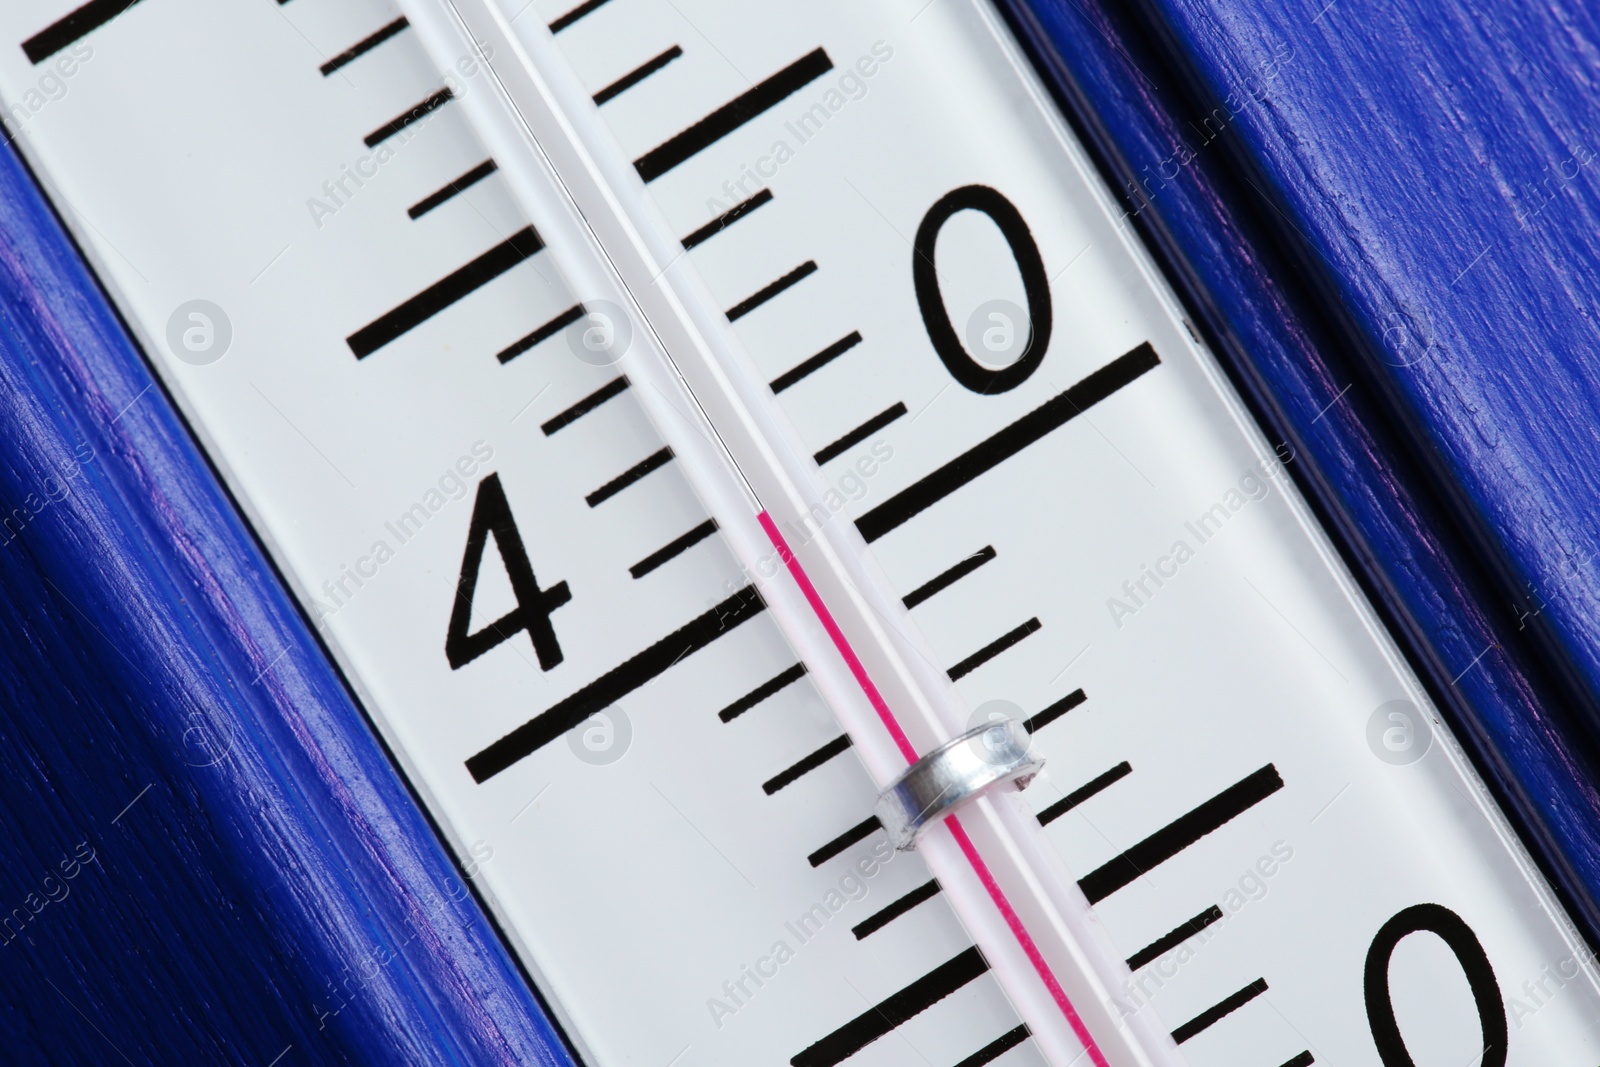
<box><xmin>4</xmin><ymin>0</ymin><xmax>1598</xmax><ymax>1064</ymax></box>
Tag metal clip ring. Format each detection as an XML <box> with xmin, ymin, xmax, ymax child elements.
<box><xmin>874</xmin><ymin>719</ymin><xmax>1044</xmax><ymax>851</ymax></box>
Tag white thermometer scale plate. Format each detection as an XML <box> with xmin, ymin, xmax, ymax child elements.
<box><xmin>3</xmin><ymin>0</ymin><xmax>1598</xmax><ymax>1064</ymax></box>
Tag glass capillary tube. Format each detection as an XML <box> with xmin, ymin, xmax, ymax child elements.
<box><xmin>396</xmin><ymin>1</ymin><xmax>1188</xmax><ymax>1063</ymax></box>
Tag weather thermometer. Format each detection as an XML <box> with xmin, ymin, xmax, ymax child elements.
<box><xmin>3</xmin><ymin>0</ymin><xmax>1598</xmax><ymax>1064</ymax></box>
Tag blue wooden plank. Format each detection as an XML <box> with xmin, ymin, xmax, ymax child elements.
<box><xmin>8</xmin><ymin>1</ymin><xmax>1600</xmax><ymax>1056</ymax></box>
<box><xmin>0</xmin><ymin>139</ymin><xmax>575</xmax><ymax>1062</ymax></box>
<box><xmin>997</xmin><ymin>0</ymin><xmax>1600</xmax><ymax>943</ymax></box>
<box><xmin>1121</xmin><ymin>0</ymin><xmax>1600</xmax><ymax>702</ymax></box>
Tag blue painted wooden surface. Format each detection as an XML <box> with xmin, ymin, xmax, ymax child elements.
<box><xmin>995</xmin><ymin>0</ymin><xmax>1600</xmax><ymax>945</ymax></box>
<box><xmin>0</xmin><ymin>138</ymin><xmax>574</xmax><ymax>1063</ymax></box>
<box><xmin>8</xmin><ymin>0</ymin><xmax>1600</xmax><ymax>1059</ymax></box>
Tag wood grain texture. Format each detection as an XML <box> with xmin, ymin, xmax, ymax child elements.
<box><xmin>996</xmin><ymin>0</ymin><xmax>1600</xmax><ymax>943</ymax></box>
<box><xmin>8</xmin><ymin>2</ymin><xmax>1600</xmax><ymax>1058</ymax></box>
<box><xmin>0</xmin><ymin>140</ymin><xmax>574</xmax><ymax>1062</ymax></box>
